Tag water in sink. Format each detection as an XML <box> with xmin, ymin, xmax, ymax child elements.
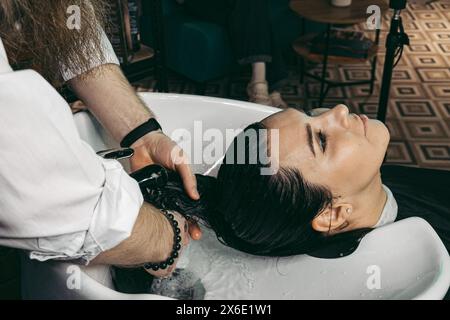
<box><xmin>150</xmin><ymin>269</ymin><xmax>206</xmax><ymax>300</ymax></box>
<box><xmin>150</xmin><ymin>227</ymin><xmax>261</xmax><ymax>300</ymax></box>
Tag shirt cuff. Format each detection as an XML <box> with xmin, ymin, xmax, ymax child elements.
<box><xmin>60</xmin><ymin>28</ymin><xmax>120</xmax><ymax>82</ymax></box>
<box><xmin>29</xmin><ymin>159</ymin><xmax>143</xmax><ymax>265</ymax></box>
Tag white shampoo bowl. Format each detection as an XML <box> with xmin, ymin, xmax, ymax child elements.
<box><xmin>21</xmin><ymin>93</ymin><xmax>450</xmax><ymax>300</ymax></box>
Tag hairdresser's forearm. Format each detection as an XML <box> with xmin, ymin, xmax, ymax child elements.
<box><xmin>68</xmin><ymin>64</ymin><xmax>153</xmax><ymax>143</ymax></box>
<box><xmin>91</xmin><ymin>202</ymin><xmax>173</xmax><ymax>267</ymax></box>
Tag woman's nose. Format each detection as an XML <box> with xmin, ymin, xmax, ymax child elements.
<box><xmin>329</xmin><ymin>104</ymin><xmax>350</xmax><ymax>129</ymax></box>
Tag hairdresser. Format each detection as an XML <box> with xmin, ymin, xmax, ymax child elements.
<box><xmin>0</xmin><ymin>0</ymin><xmax>201</xmax><ymax>282</ymax></box>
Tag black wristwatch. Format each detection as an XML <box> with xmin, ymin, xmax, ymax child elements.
<box><xmin>120</xmin><ymin>118</ymin><xmax>163</xmax><ymax>148</ymax></box>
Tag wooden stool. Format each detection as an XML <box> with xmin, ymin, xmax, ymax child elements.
<box><xmin>290</xmin><ymin>0</ymin><xmax>389</xmax><ymax>107</ymax></box>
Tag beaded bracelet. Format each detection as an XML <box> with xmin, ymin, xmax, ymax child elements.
<box><xmin>144</xmin><ymin>210</ymin><xmax>182</xmax><ymax>272</ymax></box>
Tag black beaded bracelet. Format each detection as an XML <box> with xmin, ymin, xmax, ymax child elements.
<box><xmin>144</xmin><ymin>210</ymin><xmax>182</xmax><ymax>272</ymax></box>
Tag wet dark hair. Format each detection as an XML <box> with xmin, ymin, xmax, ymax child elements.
<box><xmin>146</xmin><ymin>123</ymin><xmax>334</xmax><ymax>257</ymax></box>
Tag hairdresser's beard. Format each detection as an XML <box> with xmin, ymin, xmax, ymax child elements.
<box><xmin>0</xmin><ymin>0</ymin><xmax>107</xmax><ymax>86</ymax></box>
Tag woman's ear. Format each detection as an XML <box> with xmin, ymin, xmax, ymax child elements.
<box><xmin>311</xmin><ymin>204</ymin><xmax>352</xmax><ymax>234</ymax></box>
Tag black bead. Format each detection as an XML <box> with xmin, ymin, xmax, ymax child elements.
<box><xmin>172</xmin><ymin>220</ymin><xmax>178</xmax><ymax>227</ymax></box>
<box><xmin>176</xmin><ymin>236</ymin><xmax>182</xmax><ymax>243</ymax></box>
<box><xmin>160</xmin><ymin>263</ymin><xmax>168</xmax><ymax>270</ymax></box>
<box><xmin>151</xmin><ymin>265</ymin><xmax>160</xmax><ymax>271</ymax></box>
<box><xmin>175</xmin><ymin>243</ymin><xmax>181</xmax><ymax>251</ymax></box>
<box><xmin>175</xmin><ymin>228</ymin><xmax>181</xmax><ymax>235</ymax></box>
<box><xmin>167</xmin><ymin>213</ymin><xmax>174</xmax><ymax>220</ymax></box>
<box><xmin>168</xmin><ymin>258</ymin><xmax>174</xmax><ymax>265</ymax></box>
<box><xmin>171</xmin><ymin>251</ymin><xmax>179</xmax><ymax>259</ymax></box>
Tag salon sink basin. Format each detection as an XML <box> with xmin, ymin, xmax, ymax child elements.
<box><xmin>21</xmin><ymin>93</ymin><xmax>450</xmax><ymax>300</ymax></box>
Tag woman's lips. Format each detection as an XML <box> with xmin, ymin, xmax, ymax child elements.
<box><xmin>359</xmin><ymin>114</ymin><xmax>369</xmax><ymax>137</ymax></box>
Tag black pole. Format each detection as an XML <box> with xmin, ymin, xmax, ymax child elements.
<box><xmin>150</xmin><ymin>0</ymin><xmax>169</xmax><ymax>93</ymax></box>
<box><xmin>378</xmin><ymin>16</ymin><xmax>401</xmax><ymax>123</ymax></box>
<box><xmin>377</xmin><ymin>0</ymin><xmax>409</xmax><ymax>123</ymax></box>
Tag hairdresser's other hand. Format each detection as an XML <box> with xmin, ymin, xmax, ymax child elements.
<box><xmin>188</xmin><ymin>220</ymin><xmax>202</xmax><ymax>241</ymax></box>
<box><xmin>130</xmin><ymin>132</ymin><xmax>200</xmax><ymax>201</ymax></box>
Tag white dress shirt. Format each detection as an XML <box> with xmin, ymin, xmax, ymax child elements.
<box><xmin>0</xmin><ymin>34</ymin><xmax>143</xmax><ymax>265</ymax></box>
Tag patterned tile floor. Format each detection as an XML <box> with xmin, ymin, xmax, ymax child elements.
<box><xmin>133</xmin><ymin>1</ymin><xmax>450</xmax><ymax>171</ymax></box>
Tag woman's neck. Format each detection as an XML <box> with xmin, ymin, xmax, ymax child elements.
<box><xmin>349</xmin><ymin>173</ymin><xmax>388</xmax><ymax>230</ymax></box>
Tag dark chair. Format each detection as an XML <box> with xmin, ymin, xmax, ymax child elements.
<box><xmin>140</xmin><ymin>0</ymin><xmax>325</xmax><ymax>95</ymax></box>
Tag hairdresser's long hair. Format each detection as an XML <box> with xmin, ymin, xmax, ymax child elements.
<box><xmin>145</xmin><ymin>123</ymin><xmax>334</xmax><ymax>257</ymax></box>
<box><xmin>0</xmin><ymin>0</ymin><xmax>108</xmax><ymax>85</ymax></box>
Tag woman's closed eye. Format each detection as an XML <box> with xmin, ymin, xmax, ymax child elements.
<box><xmin>318</xmin><ymin>131</ymin><xmax>328</xmax><ymax>153</ymax></box>
<box><xmin>300</xmin><ymin>109</ymin><xmax>327</xmax><ymax>154</ymax></box>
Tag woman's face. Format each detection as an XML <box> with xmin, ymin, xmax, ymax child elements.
<box><xmin>262</xmin><ymin>106</ymin><xmax>390</xmax><ymax>199</ymax></box>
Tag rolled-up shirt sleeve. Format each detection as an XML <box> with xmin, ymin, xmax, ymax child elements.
<box><xmin>60</xmin><ymin>28</ymin><xmax>120</xmax><ymax>82</ymax></box>
<box><xmin>0</xmin><ymin>56</ymin><xmax>143</xmax><ymax>264</ymax></box>
<box><xmin>30</xmin><ymin>159</ymin><xmax>143</xmax><ymax>265</ymax></box>
<box><xmin>2</xmin><ymin>158</ymin><xmax>143</xmax><ymax>265</ymax></box>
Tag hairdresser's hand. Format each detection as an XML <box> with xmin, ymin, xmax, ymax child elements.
<box><xmin>145</xmin><ymin>212</ymin><xmax>196</xmax><ymax>278</ymax></box>
<box><xmin>130</xmin><ymin>132</ymin><xmax>203</xmax><ymax>241</ymax></box>
<box><xmin>130</xmin><ymin>131</ymin><xmax>200</xmax><ymax>201</ymax></box>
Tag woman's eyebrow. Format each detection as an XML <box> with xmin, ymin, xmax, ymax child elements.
<box><xmin>306</xmin><ymin>124</ymin><xmax>316</xmax><ymax>157</ymax></box>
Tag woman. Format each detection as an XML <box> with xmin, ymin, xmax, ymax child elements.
<box><xmin>177</xmin><ymin>0</ymin><xmax>289</xmax><ymax>109</ymax></box>
<box><xmin>142</xmin><ymin>105</ymin><xmax>450</xmax><ymax>257</ymax></box>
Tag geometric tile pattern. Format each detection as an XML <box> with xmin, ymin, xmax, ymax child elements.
<box><xmin>129</xmin><ymin>1</ymin><xmax>450</xmax><ymax>170</ymax></box>
<box><xmin>403</xmin><ymin>120</ymin><xmax>448</xmax><ymax>139</ymax></box>
<box><xmin>417</xmin><ymin>68</ymin><xmax>450</xmax><ymax>82</ymax></box>
<box><xmin>394</xmin><ymin>100</ymin><xmax>438</xmax><ymax>117</ymax></box>
<box><xmin>386</xmin><ymin>141</ymin><xmax>416</xmax><ymax>165</ymax></box>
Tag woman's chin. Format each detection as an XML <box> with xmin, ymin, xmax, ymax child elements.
<box><xmin>367</xmin><ymin>120</ymin><xmax>390</xmax><ymax>153</ymax></box>
<box><xmin>380</xmin><ymin>121</ymin><xmax>391</xmax><ymax>147</ymax></box>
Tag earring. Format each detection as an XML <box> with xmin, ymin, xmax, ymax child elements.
<box><xmin>346</xmin><ymin>208</ymin><xmax>352</xmax><ymax>214</ymax></box>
